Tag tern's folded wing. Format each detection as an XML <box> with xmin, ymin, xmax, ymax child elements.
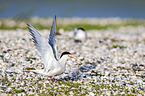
<box><xmin>27</xmin><ymin>24</ymin><xmax>55</xmax><ymax>69</ymax></box>
<box><xmin>74</xmin><ymin>27</ymin><xmax>78</xmax><ymax>37</ymax></box>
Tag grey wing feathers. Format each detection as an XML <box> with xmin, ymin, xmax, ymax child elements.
<box><xmin>74</xmin><ymin>27</ymin><xmax>78</xmax><ymax>37</ymax></box>
<box><xmin>27</xmin><ymin>24</ymin><xmax>41</xmax><ymax>51</ymax></box>
<box><xmin>85</xmin><ymin>31</ymin><xmax>88</xmax><ymax>39</ymax></box>
<box><xmin>48</xmin><ymin>16</ymin><xmax>58</xmax><ymax>60</ymax></box>
<box><xmin>27</xmin><ymin>24</ymin><xmax>50</xmax><ymax>57</ymax></box>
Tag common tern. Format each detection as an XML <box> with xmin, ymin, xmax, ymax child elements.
<box><xmin>25</xmin><ymin>16</ymin><xmax>73</xmax><ymax>81</ymax></box>
<box><xmin>74</xmin><ymin>27</ymin><xmax>88</xmax><ymax>43</ymax></box>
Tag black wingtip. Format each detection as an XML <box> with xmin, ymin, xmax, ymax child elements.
<box><xmin>27</xmin><ymin>24</ymin><xmax>30</xmax><ymax>30</ymax></box>
<box><xmin>54</xmin><ymin>15</ymin><xmax>56</xmax><ymax>22</ymax></box>
<box><xmin>27</xmin><ymin>24</ymin><xmax>31</xmax><ymax>31</ymax></box>
<box><xmin>27</xmin><ymin>23</ymin><xmax>30</xmax><ymax>26</ymax></box>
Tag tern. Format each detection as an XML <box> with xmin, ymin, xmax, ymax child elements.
<box><xmin>25</xmin><ymin>16</ymin><xmax>74</xmax><ymax>81</ymax></box>
<box><xmin>74</xmin><ymin>27</ymin><xmax>88</xmax><ymax>43</ymax></box>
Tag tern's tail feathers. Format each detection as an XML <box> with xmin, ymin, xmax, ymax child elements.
<box><xmin>23</xmin><ymin>69</ymin><xmax>49</xmax><ymax>75</ymax></box>
<box><xmin>23</xmin><ymin>69</ymin><xmax>43</xmax><ymax>73</ymax></box>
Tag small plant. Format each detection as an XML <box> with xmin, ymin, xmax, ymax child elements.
<box><xmin>112</xmin><ymin>44</ymin><xmax>127</xmax><ymax>49</ymax></box>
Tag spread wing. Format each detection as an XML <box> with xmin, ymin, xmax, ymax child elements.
<box><xmin>27</xmin><ymin>24</ymin><xmax>56</xmax><ymax>71</ymax></box>
<box><xmin>48</xmin><ymin>16</ymin><xmax>58</xmax><ymax>60</ymax></box>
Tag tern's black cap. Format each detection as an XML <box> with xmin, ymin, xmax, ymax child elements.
<box><xmin>60</xmin><ymin>52</ymin><xmax>71</xmax><ymax>58</ymax></box>
<box><xmin>78</xmin><ymin>27</ymin><xmax>85</xmax><ymax>31</ymax></box>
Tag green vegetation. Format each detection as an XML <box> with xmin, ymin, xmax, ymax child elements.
<box><xmin>112</xmin><ymin>44</ymin><xmax>127</xmax><ymax>49</ymax></box>
<box><xmin>0</xmin><ymin>18</ymin><xmax>145</xmax><ymax>31</ymax></box>
<box><xmin>13</xmin><ymin>89</ymin><xmax>25</xmax><ymax>93</ymax></box>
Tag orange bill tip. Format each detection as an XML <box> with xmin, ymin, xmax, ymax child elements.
<box><xmin>70</xmin><ymin>53</ymin><xmax>74</xmax><ymax>55</ymax></box>
<box><xmin>69</xmin><ymin>55</ymin><xmax>74</xmax><ymax>58</ymax></box>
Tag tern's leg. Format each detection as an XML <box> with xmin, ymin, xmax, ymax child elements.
<box><xmin>53</xmin><ymin>77</ymin><xmax>55</xmax><ymax>82</ymax></box>
<box><xmin>50</xmin><ymin>77</ymin><xmax>55</xmax><ymax>82</ymax></box>
<box><xmin>50</xmin><ymin>77</ymin><xmax>53</xmax><ymax>82</ymax></box>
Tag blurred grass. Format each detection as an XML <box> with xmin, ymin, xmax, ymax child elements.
<box><xmin>0</xmin><ymin>18</ymin><xmax>145</xmax><ymax>31</ymax></box>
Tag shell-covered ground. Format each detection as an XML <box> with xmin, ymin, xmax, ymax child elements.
<box><xmin>0</xmin><ymin>18</ymin><xmax>145</xmax><ymax>95</ymax></box>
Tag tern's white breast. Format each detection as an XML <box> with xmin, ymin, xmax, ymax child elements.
<box><xmin>74</xmin><ymin>30</ymin><xmax>86</xmax><ymax>40</ymax></box>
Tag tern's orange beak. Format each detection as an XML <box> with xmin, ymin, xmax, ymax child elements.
<box><xmin>69</xmin><ymin>53</ymin><xmax>74</xmax><ymax>58</ymax></box>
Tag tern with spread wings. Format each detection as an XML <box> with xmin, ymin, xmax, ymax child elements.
<box><xmin>25</xmin><ymin>16</ymin><xmax>73</xmax><ymax>81</ymax></box>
